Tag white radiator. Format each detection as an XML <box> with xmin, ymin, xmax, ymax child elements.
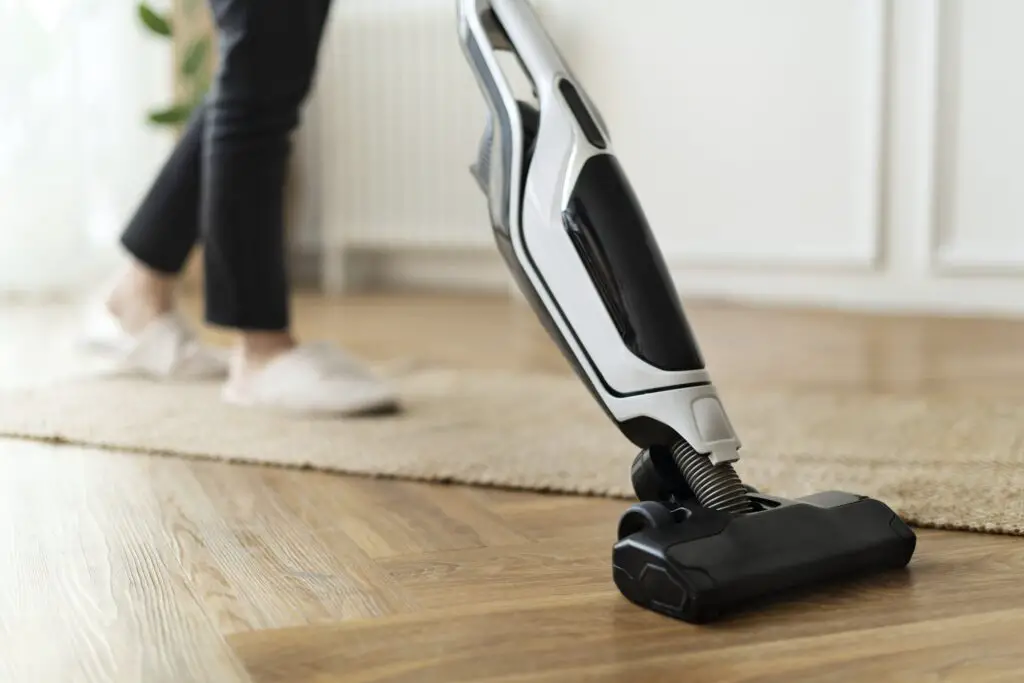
<box><xmin>312</xmin><ymin>0</ymin><xmax>494</xmax><ymax>253</ymax></box>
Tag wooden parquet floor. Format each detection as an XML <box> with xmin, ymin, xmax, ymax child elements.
<box><xmin>2</xmin><ymin>292</ymin><xmax>1023</xmax><ymax>682</ymax></box>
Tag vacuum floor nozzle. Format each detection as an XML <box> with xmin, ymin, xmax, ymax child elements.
<box><xmin>612</xmin><ymin>489</ymin><xmax>917</xmax><ymax>624</ymax></box>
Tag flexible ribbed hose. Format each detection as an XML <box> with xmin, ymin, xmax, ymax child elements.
<box><xmin>671</xmin><ymin>440</ymin><xmax>752</xmax><ymax>514</ymax></box>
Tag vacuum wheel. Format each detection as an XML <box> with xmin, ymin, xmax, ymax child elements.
<box><xmin>616</xmin><ymin>501</ymin><xmax>676</xmax><ymax>540</ymax></box>
<box><xmin>630</xmin><ymin>445</ymin><xmax>694</xmax><ymax>503</ymax></box>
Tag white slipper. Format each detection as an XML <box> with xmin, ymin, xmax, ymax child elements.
<box><xmin>79</xmin><ymin>299</ymin><xmax>137</xmax><ymax>355</ymax></box>
<box><xmin>80</xmin><ymin>304</ymin><xmax>229</xmax><ymax>381</ymax></box>
<box><xmin>221</xmin><ymin>341</ymin><xmax>400</xmax><ymax>415</ymax></box>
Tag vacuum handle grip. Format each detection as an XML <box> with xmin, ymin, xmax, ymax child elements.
<box><xmin>488</xmin><ymin>0</ymin><xmax>570</xmax><ymax>86</ymax></box>
<box><xmin>457</xmin><ymin>0</ymin><xmax>527</xmax><ymax>234</ymax></box>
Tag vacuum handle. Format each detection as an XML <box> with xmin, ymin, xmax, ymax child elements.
<box><xmin>486</xmin><ymin>0</ymin><xmax>612</xmax><ymax>154</ymax></box>
<box><xmin>487</xmin><ymin>0</ymin><xmax>569</xmax><ymax>86</ymax></box>
<box><xmin>457</xmin><ymin>0</ymin><xmax>527</xmax><ymax>235</ymax></box>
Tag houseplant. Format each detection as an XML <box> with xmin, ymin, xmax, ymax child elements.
<box><xmin>137</xmin><ymin>0</ymin><xmax>212</xmax><ymax>128</ymax></box>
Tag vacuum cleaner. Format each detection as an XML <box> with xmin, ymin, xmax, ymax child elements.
<box><xmin>456</xmin><ymin>0</ymin><xmax>917</xmax><ymax>624</ymax></box>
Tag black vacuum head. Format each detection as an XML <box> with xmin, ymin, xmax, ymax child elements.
<box><xmin>612</xmin><ymin>490</ymin><xmax>917</xmax><ymax>623</ymax></box>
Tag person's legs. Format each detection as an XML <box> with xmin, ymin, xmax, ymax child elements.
<box><xmin>80</xmin><ymin>99</ymin><xmax>229</xmax><ymax>379</ymax></box>
<box><xmin>120</xmin><ymin>102</ymin><xmax>206</xmax><ymax>276</ymax></box>
<box><xmin>107</xmin><ymin>101</ymin><xmax>206</xmax><ymax>334</ymax></box>
<box><xmin>105</xmin><ymin>0</ymin><xmax>329</xmax><ymax>343</ymax></box>
<box><xmin>201</xmin><ymin>0</ymin><xmax>333</xmax><ymax>346</ymax></box>
<box><xmin>98</xmin><ymin>0</ymin><xmax>330</xmax><ymax>370</ymax></box>
<box><xmin>199</xmin><ymin>0</ymin><xmax>339</xmax><ymax>385</ymax></box>
<box><xmin>89</xmin><ymin>0</ymin><xmax>397</xmax><ymax>413</ymax></box>
<box><xmin>202</xmin><ymin>7</ymin><xmax>397</xmax><ymax>415</ymax></box>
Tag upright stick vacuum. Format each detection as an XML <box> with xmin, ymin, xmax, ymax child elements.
<box><xmin>456</xmin><ymin>0</ymin><xmax>916</xmax><ymax>623</ymax></box>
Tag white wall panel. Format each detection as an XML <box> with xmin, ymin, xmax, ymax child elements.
<box><xmin>536</xmin><ymin>0</ymin><xmax>887</xmax><ymax>268</ymax></box>
<box><xmin>932</xmin><ymin>0</ymin><xmax>1024</xmax><ymax>272</ymax></box>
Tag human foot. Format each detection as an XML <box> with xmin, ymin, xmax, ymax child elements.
<box><xmin>79</xmin><ymin>261</ymin><xmax>228</xmax><ymax>380</ymax></box>
<box><xmin>221</xmin><ymin>340</ymin><xmax>400</xmax><ymax>416</ymax></box>
<box><xmin>104</xmin><ymin>261</ymin><xmax>177</xmax><ymax>335</ymax></box>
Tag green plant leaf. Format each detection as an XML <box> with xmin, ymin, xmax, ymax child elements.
<box><xmin>146</xmin><ymin>103</ymin><xmax>193</xmax><ymax>126</ymax></box>
<box><xmin>138</xmin><ymin>2</ymin><xmax>172</xmax><ymax>37</ymax></box>
<box><xmin>194</xmin><ymin>71</ymin><xmax>212</xmax><ymax>97</ymax></box>
<box><xmin>181</xmin><ymin>37</ymin><xmax>210</xmax><ymax>77</ymax></box>
<box><xmin>185</xmin><ymin>86</ymin><xmax>208</xmax><ymax>113</ymax></box>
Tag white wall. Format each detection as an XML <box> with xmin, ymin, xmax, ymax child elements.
<box><xmin>300</xmin><ymin>0</ymin><xmax>1024</xmax><ymax>316</ymax></box>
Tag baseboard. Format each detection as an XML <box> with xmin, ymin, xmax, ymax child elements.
<box><xmin>314</xmin><ymin>245</ymin><xmax>1024</xmax><ymax>319</ymax></box>
<box><xmin>335</xmin><ymin>246</ymin><xmax>515</xmax><ymax>294</ymax></box>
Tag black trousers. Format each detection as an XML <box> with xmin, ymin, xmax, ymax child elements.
<box><xmin>121</xmin><ymin>0</ymin><xmax>333</xmax><ymax>331</ymax></box>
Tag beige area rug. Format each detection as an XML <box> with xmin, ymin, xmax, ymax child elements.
<box><xmin>0</xmin><ymin>366</ymin><xmax>1022</xmax><ymax>535</ymax></box>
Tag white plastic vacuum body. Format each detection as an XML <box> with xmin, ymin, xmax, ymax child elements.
<box><xmin>456</xmin><ymin>0</ymin><xmax>747</xmax><ymax>498</ymax></box>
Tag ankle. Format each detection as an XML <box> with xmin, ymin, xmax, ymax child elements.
<box><xmin>106</xmin><ymin>261</ymin><xmax>177</xmax><ymax>333</ymax></box>
<box><xmin>235</xmin><ymin>331</ymin><xmax>297</xmax><ymax>372</ymax></box>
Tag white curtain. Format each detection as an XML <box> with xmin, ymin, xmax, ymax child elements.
<box><xmin>0</xmin><ymin>0</ymin><xmax>175</xmax><ymax>298</ymax></box>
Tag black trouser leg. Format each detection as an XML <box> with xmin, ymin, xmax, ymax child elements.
<box><xmin>120</xmin><ymin>103</ymin><xmax>206</xmax><ymax>274</ymax></box>
<box><xmin>119</xmin><ymin>0</ymin><xmax>334</xmax><ymax>331</ymax></box>
<box><xmin>201</xmin><ymin>0</ymin><xmax>333</xmax><ymax>331</ymax></box>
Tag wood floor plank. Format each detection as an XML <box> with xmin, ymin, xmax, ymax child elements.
<box><xmin>146</xmin><ymin>457</ymin><xmax>267</xmax><ymax>635</ymax></box>
<box><xmin>485</xmin><ymin>608</ymin><xmax>1024</xmax><ymax>683</ymax></box>
<box><xmin>265</xmin><ymin>472</ymin><xmax>533</xmax><ymax>559</ymax></box>
<box><xmin>230</xmin><ymin>595</ymin><xmax>1024</xmax><ymax>683</ymax></box>
<box><xmin>377</xmin><ymin>538</ymin><xmax>613</xmax><ymax>609</ymax></box>
<box><xmin>189</xmin><ymin>461</ymin><xmax>418</xmax><ymax>626</ymax></box>
<box><xmin>466</xmin><ymin>490</ymin><xmax>625</xmax><ymax>542</ymax></box>
<box><xmin>0</xmin><ymin>442</ymin><xmax>251</xmax><ymax>683</ymax></box>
